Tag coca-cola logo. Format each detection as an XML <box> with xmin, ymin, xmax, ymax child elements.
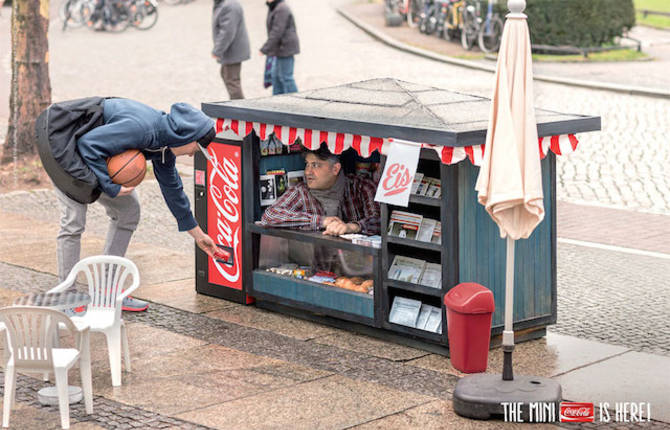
<box><xmin>560</xmin><ymin>403</ymin><xmax>594</xmax><ymax>422</ymax></box>
<box><xmin>207</xmin><ymin>146</ymin><xmax>242</xmax><ymax>285</ymax></box>
<box><xmin>381</xmin><ymin>162</ymin><xmax>411</xmax><ymax>196</ymax></box>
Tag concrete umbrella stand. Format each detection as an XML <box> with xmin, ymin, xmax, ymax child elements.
<box><xmin>452</xmin><ymin>0</ymin><xmax>563</xmax><ymax>422</ymax></box>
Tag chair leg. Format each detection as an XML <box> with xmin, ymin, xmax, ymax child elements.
<box><xmin>54</xmin><ymin>368</ymin><xmax>70</xmax><ymax>429</ymax></box>
<box><xmin>79</xmin><ymin>332</ymin><xmax>94</xmax><ymax>414</ymax></box>
<box><xmin>121</xmin><ymin>322</ymin><xmax>131</xmax><ymax>372</ymax></box>
<box><xmin>2</xmin><ymin>365</ymin><xmax>15</xmax><ymax>428</ymax></box>
<box><xmin>105</xmin><ymin>329</ymin><xmax>122</xmax><ymax>387</ymax></box>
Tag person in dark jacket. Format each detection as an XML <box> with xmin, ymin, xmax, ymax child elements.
<box><xmin>56</xmin><ymin>98</ymin><xmax>219</xmax><ymax>312</ymax></box>
<box><xmin>212</xmin><ymin>0</ymin><xmax>250</xmax><ymax>99</ymax></box>
<box><xmin>260</xmin><ymin>0</ymin><xmax>300</xmax><ymax>95</ymax></box>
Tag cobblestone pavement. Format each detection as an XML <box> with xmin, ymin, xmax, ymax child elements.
<box><xmin>1</xmin><ymin>259</ymin><xmax>669</xmax><ymax>429</ymax></box>
<box><xmin>0</xmin><ymin>0</ymin><xmax>669</xmax><ymax>214</ymax></box>
<box><xmin>1</xmin><ymin>260</ymin><xmax>669</xmax><ymax>429</ymax></box>
<box><xmin>2</xmin><ymin>177</ymin><xmax>668</xmax><ymax>358</ymax></box>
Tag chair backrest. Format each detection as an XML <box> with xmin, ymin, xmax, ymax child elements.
<box><xmin>70</xmin><ymin>255</ymin><xmax>140</xmax><ymax>314</ymax></box>
<box><xmin>0</xmin><ymin>306</ymin><xmax>78</xmax><ymax>370</ymax></box>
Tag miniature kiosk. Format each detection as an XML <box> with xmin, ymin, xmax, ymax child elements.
<box><xmin>193</xmin><ymin>78</ymin><xmax>600</xmax><ymax>352</ymax></box>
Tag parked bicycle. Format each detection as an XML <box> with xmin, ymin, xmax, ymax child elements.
<box><xmin>443</xmin><ymin>0</ymin><xmax>465</xmax><ymax>42</ymax></box>
<box><xmin>60</xmin><ymin>0</ymin><xmax>88</xmax><ymax>30</ymax></box>
<box><xmin>82</xmin><ymin>0</ymin><xmax>132</xmax><ymax>32</ymax></box>
<box><xmin>385</xmin><ymin>0</ymin><xmax>425</xmax><ymax>28</ymax></box>
<box><xmin>477</xmin><ymin>0</ymin><xmax>503</xmax><ymax>53</ymax></box>
<box><xmin>129</xmin><ymin>0</ymin><xmax>158</xmax><ymax>30</ymax></box>
<box><xmin>419</xmin><ymin>0</ymin><xmax>450</xmax><ymax>36</ymax></box>
<box><xmin>461</xmin><ymin>0</ymin><xmax>503</xmax><ymax>52</ymax></box>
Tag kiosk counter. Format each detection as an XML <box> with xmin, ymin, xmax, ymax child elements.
<box><xmin>193</xmin><ymin>78</ymin><xmax>600</xmax><ymax>352</ymax></box>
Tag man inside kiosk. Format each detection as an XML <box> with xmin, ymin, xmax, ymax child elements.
<box><xmin>259</xmin><ymin>144</ymin><xmax>380</xmax><ymax>236</ymax></box>
<box><xmin>258</xmin><ymin>144</ymin><xmax>379</xmax><ymax>292</ymax></box>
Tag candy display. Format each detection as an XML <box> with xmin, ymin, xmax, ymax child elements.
<box><xmin>265</xmin><ymin>265</ymin><xmax>374</xmax><ymax>295</ymax></box>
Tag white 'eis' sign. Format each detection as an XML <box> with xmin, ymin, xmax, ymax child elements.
<box><xmin>374</xmin><ymin>140</ymin><xmax>421</xmax><ymax>207</ymax></box>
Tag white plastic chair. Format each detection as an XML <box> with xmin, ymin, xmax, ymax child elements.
<box><xmin>0</xmin><ymin>306</ymin><xmax>93</xmax><ymax>429</ymax></box>
<box><xmin>48</xmin><ymin>255</ymin><xmax>140</xmax><ymax>387</ymax></box>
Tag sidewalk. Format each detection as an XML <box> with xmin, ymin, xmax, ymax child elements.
<box><xmin>339</xmin><ymin>1</ymin><xmax>670</xmax><ymax>97</ymax></box>
<box><xmin>0</xmin><ymin>178</ymin><xmax>668</xmax><ymax>429</ymax></box>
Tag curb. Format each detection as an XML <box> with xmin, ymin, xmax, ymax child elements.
<box><xmin>337</xmin><ymin>7</ymin><xmax>670</xmax><ymax>100</ymax></box>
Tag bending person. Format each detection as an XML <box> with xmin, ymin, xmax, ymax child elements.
<box><xmin>54</xmin><ymin>98</ymin><xmax>219</xmax><ymax>312</ymax></box>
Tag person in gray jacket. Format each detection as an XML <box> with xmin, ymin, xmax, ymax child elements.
<box><xmin>212</xmin><ymin>0</ymin><xmax>250</xmax><ymax>99</ymax></box>
<box><xmin>260</xmin><ymin>0</ymin><xmax>300</xmax><ymax>95</ymax></box>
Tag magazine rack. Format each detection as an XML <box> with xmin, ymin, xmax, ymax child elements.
<box><xmin>195</xmin><ymin>78</ymin><xmax>600</xmax><ymax>352</ymax></box>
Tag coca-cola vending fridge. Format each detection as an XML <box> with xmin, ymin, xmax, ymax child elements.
<box><xmin>194</xmin><ymin>135</ymin><xmax>254</xmax><ymax>304</ymax></box>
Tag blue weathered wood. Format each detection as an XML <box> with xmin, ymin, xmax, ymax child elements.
<box><xmin>253</xmin><ymin>271</ymin><xmax>375</xmax><ymax>319</ymax></box>
<box><xmin>457</xmin><ymin>158</ymin><xmax>554</xmax><ymax>328</ymax></box>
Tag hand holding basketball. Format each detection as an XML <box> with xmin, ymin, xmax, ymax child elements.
<box><xmin>117</xmin><ymin>186</ymin><xmax>135</xmax><ymax>196</ymax></box>
<box><xmin>107</xmin><ymin>149</ymin><xmax>146</xmax><ymax>188</ymax></box>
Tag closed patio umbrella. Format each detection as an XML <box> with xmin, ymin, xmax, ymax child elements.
<box><xmin>453</xmin><ymin>0</ymin><xmax>563</xmax><ymax>420</ymax></box>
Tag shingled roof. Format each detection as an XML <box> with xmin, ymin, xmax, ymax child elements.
<box><xmin>202</xmin><ymin>78</ymin><xmax>600</xmax><ymax>147</ymax></box>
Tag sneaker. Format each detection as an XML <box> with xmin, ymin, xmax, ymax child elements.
<box><xmin>122</xmin><ymin>296</ymin><xmax>149</xmax><ymax>312</ymax></box>
<box><xmin>63</xmin><ymin>306</ymin><xmax>87</xmax><ymax>317</ymax></box>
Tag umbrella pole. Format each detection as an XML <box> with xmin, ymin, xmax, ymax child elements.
<box><xmin>502</xmin><ymin>236</ymin><xmax>515</xmax><ymax>380</ymax></box>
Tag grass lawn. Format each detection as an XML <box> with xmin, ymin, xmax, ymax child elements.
<box><xmin>532</xmin><ymin>49</ymin><xmax>649</xmax><ymax>63</ymax></box>
<box><xmin>635</xmin><ymin>0</ymin><xmax>670</xmax><ymax>29</ymax></box>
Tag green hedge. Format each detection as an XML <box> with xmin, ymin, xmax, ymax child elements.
<box><xmin>491</xmin><ymin>0</ymin><xmax>635</xmax><ymax>47</ymax></box>
<box><xmin>522</xmin><ymin>0</ymin><xmax>635</xmax><ymax>47</ymax></box>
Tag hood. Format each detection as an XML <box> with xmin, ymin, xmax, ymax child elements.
<box><xmin>157</xmin><ymin>103</ymin><xmax>215</xmax><ymax>148</ymax></box>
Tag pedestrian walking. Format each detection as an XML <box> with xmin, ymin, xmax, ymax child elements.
<box><xmin>40</xmin><ymin>98</ymin><xmax>219</xmax><ymax>312</ymax></box>
<box><xmin>212</xmin><ymin>0</ymin><xmax>251</xmax><ymax>100</ymax></box>
<box><xmin>260</xmin><ymin>0</ymin><xmax>300</xmax><ymax>95</ymax></box>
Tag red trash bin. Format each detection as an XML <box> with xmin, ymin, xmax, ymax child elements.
<box><xmin>444</xmin><ymin>282</ymin><xmax>495</xmax><ymax>373</ymax></box>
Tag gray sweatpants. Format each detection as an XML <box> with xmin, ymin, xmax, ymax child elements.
<box><xmin>55</xmin><ymin>187</ymin><xmax>141</xmax><ymax>282</ymax></box>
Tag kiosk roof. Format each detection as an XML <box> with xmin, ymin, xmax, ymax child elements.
<box><xmin>202</xmin><ymin>78</ymin><xmax>600</xmax><ymax>147</ymax></box>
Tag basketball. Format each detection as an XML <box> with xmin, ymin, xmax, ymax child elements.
<box><xmin>107</xmin><ymin>149</ymin><xmax>146</xmax><ymax>188</ymax></box>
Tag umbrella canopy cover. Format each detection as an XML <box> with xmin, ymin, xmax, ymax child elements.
<box><xmin>475</xmin><ymin>13</ymin><xmax>544</xmax><ymax>240</ymax></box>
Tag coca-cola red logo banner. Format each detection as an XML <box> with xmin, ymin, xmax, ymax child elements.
<box><xmin>560</xmin><ymin>402</ymin><xmax>595</xmax><ymax>422</ymax></box>
<box><xmin>206</xmin><ymin>142</ymin><xmax>243</xmax><ymax>290</ymax></box>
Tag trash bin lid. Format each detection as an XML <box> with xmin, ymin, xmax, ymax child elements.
<box><xmin>444</xmin><ymin>282</ymin><xmax>495</xmax><ymax>314</ymax></box>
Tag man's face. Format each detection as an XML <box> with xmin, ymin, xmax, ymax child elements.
<box><xmin>304</xmin><ymin>153</ymin><xmax>340</xmax><ymax>190</ymax></box>
<box><xmin>171</xmin><ymin>142</ymin><xmax>199</xmax><ymax>157</ymax></box>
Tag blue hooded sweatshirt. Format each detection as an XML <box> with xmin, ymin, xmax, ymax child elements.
<box><xmin>77</xmin><ymin>98</ymin><xmax>214</xmax><ymax>232</ymax></box>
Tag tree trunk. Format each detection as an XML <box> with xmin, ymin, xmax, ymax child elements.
<box><xmin>1</xmin><ymin>0</ymin><xmax>52</xmax><ymax>165</ymax></box>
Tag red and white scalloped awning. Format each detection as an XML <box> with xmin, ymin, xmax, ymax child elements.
<box><xmin>215</xmin><ymin>118</ymin><xmax>579</xmax><ymax>166</ymax></box>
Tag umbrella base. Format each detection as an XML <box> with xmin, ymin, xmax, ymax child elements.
<box><xmin>453</xmin><ymin>374</ymin><xmax>561</xmax><ymax>421</ymax></box>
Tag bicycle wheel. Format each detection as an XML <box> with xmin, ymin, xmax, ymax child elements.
<box><xmin>460</xmin><ymin>8</ymin><xmax>477</xmax><ymax>50</ymax></box>
<box><xmin>478</xmin><ymin>15</ymin><xmax>503</xmax><ymax>53</ymax></box>
<box><xmin>134</xmin><ymin>0</ymin><xmax>158</xmax><ymax>30</ymax></box>
<box><xmin>104</xmin><ymin>4</ymin><xmax>131</xmax><ymax>32</ymax></box>
<box><xmin>60</xmin><ymin>0</ymin><xmax>86</xmax><ymax>29</ymax></box>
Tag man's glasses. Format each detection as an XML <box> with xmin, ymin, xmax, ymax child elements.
<box><xmin>305</xmin><ymin>161</ymin><xmax>325</xmax><ymax>170</ymax></box>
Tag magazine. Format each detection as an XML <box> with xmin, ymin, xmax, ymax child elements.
<box><xmin>416</xmin><ymin>304</ymin><xmax>442</xmax><ymax>333</ymax></box>
<box><xmin>415</xmin><ymin>176</ymin><xmax>430</xmax><ymax>196</ymax></box>
<box><xmin>419</xmin><ymin>263</ymin><xmax>441</xmax><ymax>289</ymax></box>
<box><xmin>425</xmin><ymin>177</ymin><xmax>441</xmax><ymax>198</ymax></box>
<box><xmin>388</xmin><ymin>210</ymin><xmax>422</xmax><ymax>240</ymax></box>
<box><xmin>259</xmin><ymin>174</ymin><xmax>276</xmax><ymax>206</ymax></box>
<box><xmin>388</xmin><ymin>255</ymin><xmax>425</xmax><ymax>284</ymax></box>
<box><xmin>266</xmin><ymin>169</ymin><xmax>288</xmax><ymax>197</ymax></box>
<box><xmin>416</xmin><ymin>218</ymin><xmax>437</xmax><ymax>242</ymax></box>
<box><xmin>411</xmin><ymin>172</ymin><xmax>424</xmax><ymax>194</ymax></box>
<box><xmin>389</xmin><ymin>296</ymin><xmax>422</xmax><ymax>328</ymax></box>
<box><xmin>431</xmin><ymin>221</ymin><xmax>442</xmax><ymax>245</ymax></box>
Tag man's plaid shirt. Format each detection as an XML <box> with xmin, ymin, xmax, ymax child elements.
<box><xmin>259</xmin><ymin>174</ymin><xmax>380</xmax><ymax>235</ymax></box>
